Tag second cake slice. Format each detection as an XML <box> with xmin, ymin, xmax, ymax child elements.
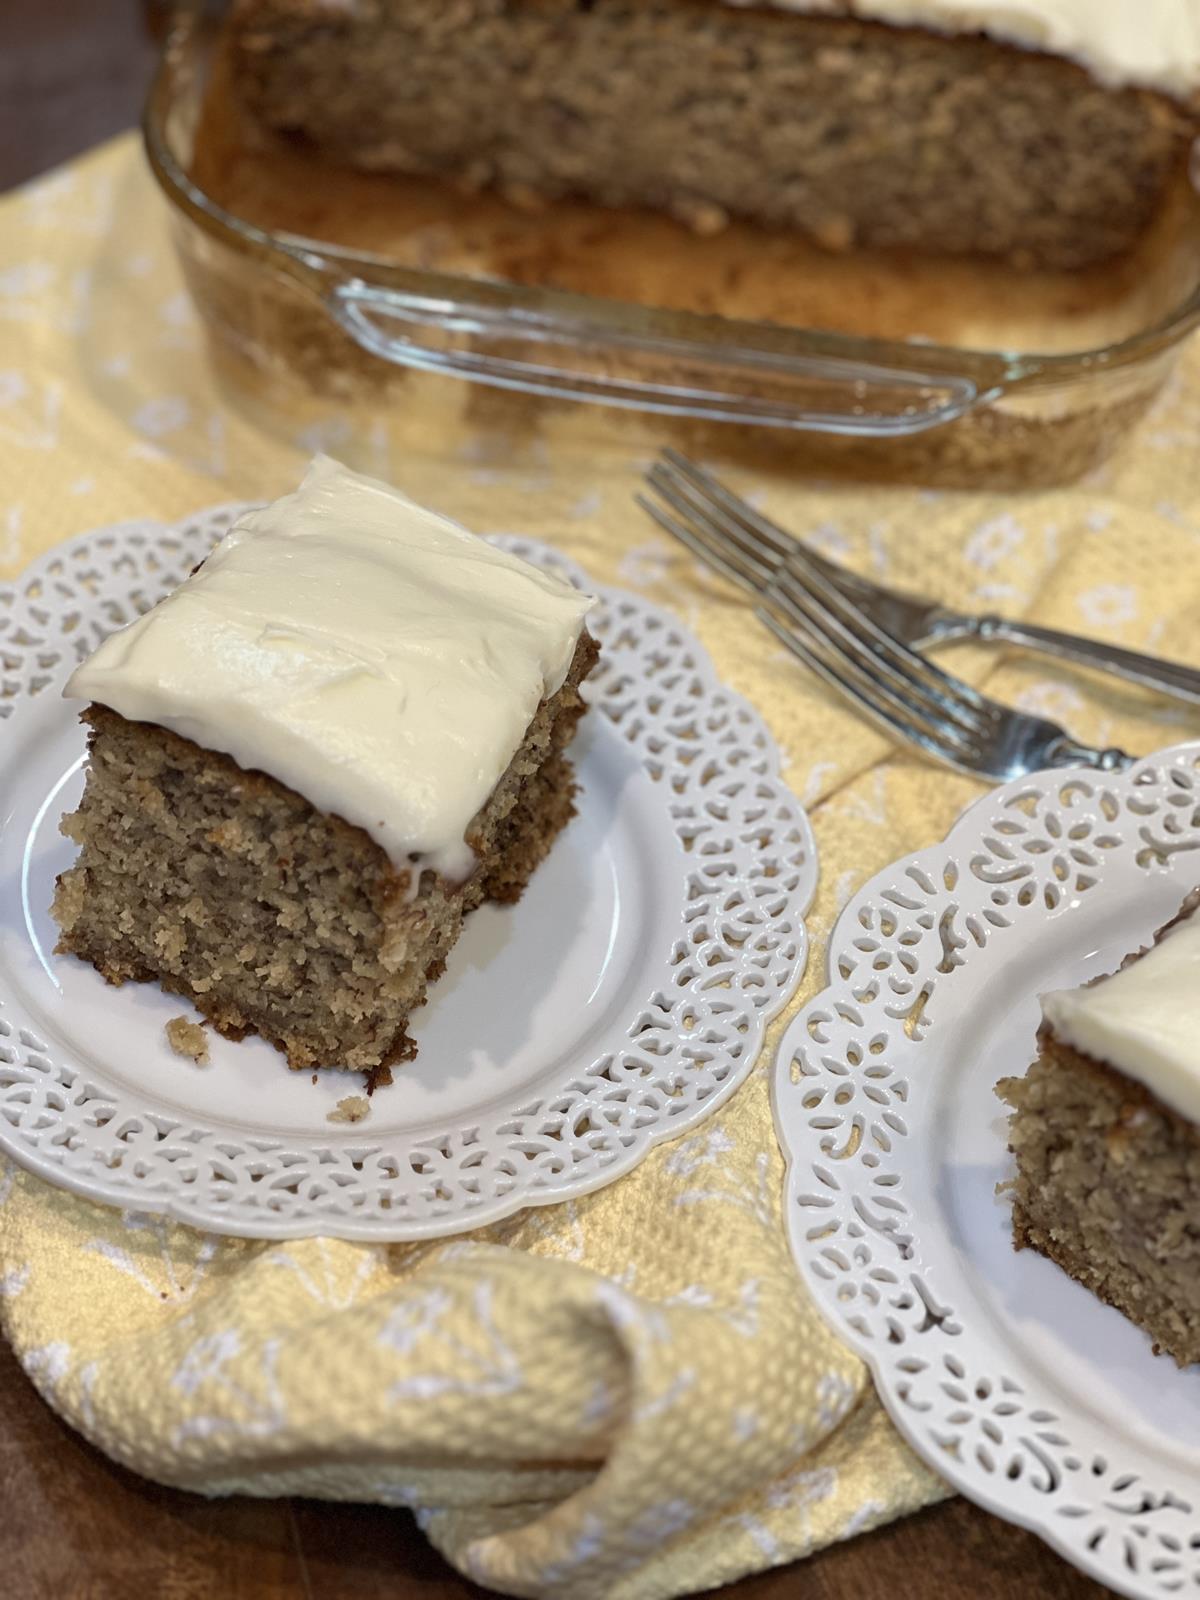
<box><xmin>998</xmin><ymin>891</ymin><xmax>1200</xmax><ymax>1366</ymax></box>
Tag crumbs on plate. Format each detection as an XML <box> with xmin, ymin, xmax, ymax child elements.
<box><xmin>165</xmin><ymin>1015</ymin><xmax>209</xmax><ymax>1065</ymax></box>
<box><xmin>327</xmin><ymin>1095</ymin><xmax>371</xmax><ymax>1125</ymax></box>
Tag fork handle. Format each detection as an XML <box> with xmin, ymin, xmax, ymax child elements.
<box><xmin>968</xmin><ymin>615</ymin><xmax>1200</xmax><ymax>708</ymax></box>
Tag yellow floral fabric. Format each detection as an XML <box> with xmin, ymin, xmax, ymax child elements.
<box><xmin>3</xmin><ymin>134</ymin><xmax>1200</xmax><ymax>1599</ymax></box>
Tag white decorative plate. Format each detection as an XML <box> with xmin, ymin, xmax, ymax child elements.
<box><xmin>773</xmin><ymin>748</ymin><xmax>1200</xmax><ymax>1600</ymax></box>
<box><xmin>0</xmin><ymin>510</ymin><xmax>815</xmax><ymax>1240</ymax></box>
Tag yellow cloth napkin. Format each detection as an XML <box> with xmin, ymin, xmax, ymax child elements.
<box><xmin>3</xmin><ymin>134</ymin><xmax>1200</xmax><ymax>1600</ymax></box>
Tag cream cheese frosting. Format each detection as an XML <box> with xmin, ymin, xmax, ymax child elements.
<box><xmin>724</xmin><ymin>1</ymin><xmax>1200</xmax><ymax>98</ymax></box>
<box><xmin>66</xmin><ymin>456</ymin><xmax>594</xmax><ymax>881</ymax></box>
<box><xmin>1042</xmin><ymin>900</ymin><xmax>1200</xmax><ymax>1126</ymax></box>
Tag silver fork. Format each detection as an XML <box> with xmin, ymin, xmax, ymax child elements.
<box><xmin>638</xmin><ymin>462</ymin><xmax>1133</xmax><ymax>782</ymax></box>
<box><xmin>643</xmin><ymin>449</ymin><xmax>1200</xmax><ymax>708</ymax></box>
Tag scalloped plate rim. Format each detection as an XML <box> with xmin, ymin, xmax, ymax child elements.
<box><xmin>771</xmin><ymin>743</ymin><xmax>1200</xmax><ymax>1600</ymax></box>
<box><xmin>0</xmin><ymin>508</ymin><xmax>818</xmax><ymax>1240</ymax></box>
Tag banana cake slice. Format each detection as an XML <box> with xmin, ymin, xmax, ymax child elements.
<box><xmin>997</xmin><ymin>890</ymin><xmax>1200</xmax><ymax>1366</ymax></box>
<box><xmin>53</xmin><ymin>457</ymin><xmax>598</xmax><ymax>1078</ymax></box>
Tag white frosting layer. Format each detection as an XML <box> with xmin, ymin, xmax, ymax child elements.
<box><xmin>724</xmin><ymin>1</ymin><xmax>1200</xmax><ymax>97</ymax></box>
<box><xmin>1042</xmin><ymin>902</ymin><xmax>1200</xmax><ymax>1125</ymax></box>
<box><xmin>66</xmin><ymin>457</ymin><xmax>594</xmax><ymax>881</ymax></box>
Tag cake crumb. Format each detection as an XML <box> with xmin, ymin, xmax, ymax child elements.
<box><xmin>327</xmin><ymin>1095</ymin><xmax>371</xmax><ymax>1125</ymax></box>
<box><xmin>165</xmin><ymin>1015</ymin><xmax>209</xmax><ymax>1065</ymax></box>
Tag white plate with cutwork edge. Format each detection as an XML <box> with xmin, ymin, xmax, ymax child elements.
<box><xmin>772</xmin><ymin>748</ymin><xmax>1200</xmax><ymax>1600</ymax></box>
<box><xmin>0</xmin><ymin>508</ymin><xmax>815</xmax><ymax>1241</ymax></box>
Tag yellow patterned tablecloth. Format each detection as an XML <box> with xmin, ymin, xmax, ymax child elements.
<box><xmin>2</xmin><ymin>135</ymin><xmax>1200</xmax><ymax>1599</ymax></box>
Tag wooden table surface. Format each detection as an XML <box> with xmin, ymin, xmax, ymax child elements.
<box><xmin>0</xmin><ymin>5</ymin><xmax>1114</xmax><ymax>1596</ymax></box>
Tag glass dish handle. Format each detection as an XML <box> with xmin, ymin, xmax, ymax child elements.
<box><xmin>326</xmin><ymin>280</ymin><xmax>991</xmax><ymax>437</ymax></box>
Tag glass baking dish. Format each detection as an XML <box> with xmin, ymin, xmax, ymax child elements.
<box><xmin>143</xmin><ymin>0</ymin><xmax>1200</xmax><ymax>489</ymax></box>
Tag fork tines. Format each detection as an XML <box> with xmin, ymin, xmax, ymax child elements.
<box><xmin>638</xmin><ymin>452</ymin><xmax>996</xmax><ymax>772</ymax></box>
